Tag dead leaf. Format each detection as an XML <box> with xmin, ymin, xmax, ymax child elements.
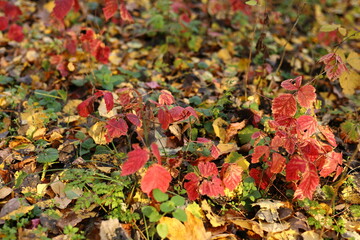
<box><xmin>89</xmin><ymin>121</ymin><xmax>108</xmax><ymax>145</ymax></box>
<box><xmin>201</xmin><ymin>200</ymin><xmax>225</xmax><ymax>227</ymax></box>
<box><xmin>0</xmin><ymin>186</ymin><xmax>13</xmax><ymax>199</ymax></box>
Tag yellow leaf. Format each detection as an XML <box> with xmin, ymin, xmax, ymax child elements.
<box><xmin>347</xmin><ymin>51</ymin><xmax>360</xmax><ymax>71</ymax></box>
<box><xmin>218</xmin><ymin>49</ymin><xmax>232</xmax><ymax>62</ymax></box>
<box><xmin>184</xmin><ymin>210</ymin><xmax>212</xmax><ymax>240</ymax></box>
<box><xmin>159</xmin><ymin>216</ymin><xmax>187</xmax><ymax>240</ymax></box>
<box><xmin>213</xmin><ymin>118</ymin><xmax>228</xmax><ymax>143</ymax></box>
<box><xmin>273</xmin><ymin>36</ymin><xmax>294</xmax><ymax>51</ymax></box>
<box><xmin>186</xmin><ymin>203</ymin><xmax>203</xmax><ymax>219</ymax></box>
<box><xmin>0</xmin><ymin>205</ymin><xmax>34</xmax><ymax>221</ymax></box>
<box><xmin>67</xmin><ymin>62</ymin><xmax>75</xmax><ymax>72</ymax></box>
<box><xmin>217</xmin><ymin>143</ymin><xmax>238</xmax><ymax>155</ymax></box>
<box><xmin>339</xmin><ymin>70</ymin><xmax>360</xmax><ymax>95</ymax></box>
<box><xmin>109</xmin><ymin>50</ymin><xmax>122</xmax><ymax>65</ymax></box>
<box><xmin>301</xmin><ymin>230</ymin><xmax>321</xmax><ymax>240</ymax></box>
<box><xmin>43</xmin><ymin>1</ymin><xmax>55</xmax><ymax>13</ymax></box>
<box><xmin>63</xmin><ymin>100</ymin><xmax>82</xmax><ymax>115</ymax></box>
<box><xmin>89</xmin><ymin>122</ymin><xmax>108</xmax><ymax>145</ymax></box>
<box><xmin>201</xmin><ymin>200</ymin><xmax>225</xmax><ymax>227</ymax></box>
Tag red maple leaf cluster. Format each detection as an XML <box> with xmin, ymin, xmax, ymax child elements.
<box><xmin>0</xmin><ymin>1</ymin><xmax>24</xmax><ymax>42</ymax></box>
<box><xmin>251</xmin><ymin>76</ymin><xmax>343</xmax><ymax>199</ymax></box>
<box><xmin>184</xmin><ymin>161</ymin><xmax>243</xmax><ymax>200</ymax></box>
<box><xmin>319</xmin><ymin>53</ymin><xmax>348</xmax><ymax>81</ymax></box>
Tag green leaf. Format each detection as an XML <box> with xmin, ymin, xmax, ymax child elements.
<box><xmin>37</xmin><ymin>148</ymin><xmax>59</xmax><ymax>163</ymax></box>
<box><xmin>320</xmin><ymin>24</ymin><xmax>340</xmax><ymax>32</ymax></box>
<box><xmin>160</xmin><ymin>201</ymin><xmax>176</xmax><ymax>213</ymax></box>
<box><xmin>142</xmin><ymin>206</ymin><xmax>161</xmax><ymax>222</ymax></box>
<box><xmin>156</xmin><ymin>223</ymin><xmax>168</xmax><ymax>239</ymax></box>
<box><xmin>245</xmin><ymin>0</ymin><xmax>257</xmax><ymax>6</ymax></box>
<box><xmin>153</xmin><ymin>189</ymin><xmax>169</xmax><ymax>202</ymax></box>
<box><xmin>340</xmin><ymin>120</ymin><xmax>360</xmax><ymax>143</ymax></box>
<box><xmin>171</xmin><ymin>195</ymin><xmax>185</xmax><ymax>207</ymax></box>
<box><xmin>172</xmin><ymin>208</ymin><xmax>187</xmax><ymax>222</ymax></box>
<box><xmin>238</xmin><ymin>125</ymin><xmax>260</xmax><ymax>144</ymax></box>
<box><xmin>14</xmin><ymin>171</ymin><xmax>28</xmax><ymax>188</ymax></box>
<box><xmin>0</xmin><ymin>75</ymin><xmax>14</xmax><ymax>85</ymax></box>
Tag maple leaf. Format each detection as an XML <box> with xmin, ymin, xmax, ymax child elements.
<box><xmin>151</xmin><ymin>143</ymin><xmax>162</xmax><ymax>164</ymax></box>
<box><xmin>121</xmin><ymin>146</ymin><xmax>149</xmax><ymax>176</ymax></box>
<box><xmin>103</xmin><ymin>92</ymin><xmax>114</xmax><ymax>112</ymax></box>
<box><xmin>106</xmin><ymin>118</ymin><xmax>128</xmax><ymax>141</ymax></box>
<box><xmin>159</xmin><ymin>90</ymin><xmax>175</xmax><ymax>105</ymax></box>
<box><xmin>103</xmin><ymin>0</ymin><xmax>118</xmax><ymax>21</ymax></box>
<box><xmin>251</xmin><ymin>145</ymin><xmax>270</xmax><ymax>163</ymax></box>
<box><xmin>77</xmin><ymin>96</ymin><xmax>95</xmax><ymax>117</ymax></box>
<box><xmin>141</xmin><ymin>164</ymin><xmax>171</xmax><ymax>195</ymax></box>
<box><xmin>52</xmin><ymin>0</ymin><xmax>74</xmax><ymax>20</ymax></box>
<box><xmin>319</xmin><ymin>151</ymin><xmax>342</xmax><ymax>177</ymax></box>
<box><xmin>294</xmin><ymin>164</ymin><xmax>319</xmax><ymax>199</ymax></box>
<box><xmin>0</xmin><ymin>16</ymin><xmax>8</xmax><ymax>31</ymax></box>
<box><xmin>199</xmin><ymin>177</ymin><xmax>225</xmax><ymax>197</ymax></box>
<box><xmin>281</xmin><ymin>76</ymin><xmax>302</xmax><ymax>91</ymax></box>
<box><xmin>184</xmin><ymin>173</ymin><xmax>200</xmax><ymax>200</ymax></box>
<box><xmin>221</xmin><ymin>163</ymin><xmax>243</xmax><ymax>191</ymax></box>
<box><xmin>119</xmin><ymin>2</ymin><xmax>134</xmax><ymax>23</ymax></box>
<box><xmin>297</xmin><ymin>85</ymin><xmax>316</xmax><ymax>108</ymax></box>
<box><xmin>296</xmin><ymin>115</ymin><xmax>317</xmax><ymax>139</ymax></box>
<box><xmin>286</xmin><ymin>156</ymin><xmax>306</xmax><ymax>181</ymax></box>
<box><xmin>270</xmin><ymin>153</ymin><xmax>286</xmax><ymax>174</ymax></box>
<box><xmin>7</xmin><ymin>24</ymin><xmax>24</xmax><ymax>42</ymax></box>
<box><xmin>272</xmin><ymin>94</ymin><xmax>297</xmax><ymax>117</ymax></box>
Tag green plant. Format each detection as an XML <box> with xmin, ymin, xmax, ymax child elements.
<box><xmin>63</xmin><ymin>225</ymin><xmax>85</xmax><ymax>240</ymax></box>
<box><xmin>141</xmin><ymin>189</ymin><xmax>187</xmax><ymax>239</ymax></box>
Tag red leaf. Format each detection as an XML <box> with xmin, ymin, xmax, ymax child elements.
<box><xmin>221</xmin><ymin>163</ymin><xmax>243</xmax><ymax>191</ymax></box>
<box><xmin>281</xmin><ymin>76</ymin><xmax>302</xmax><ymax>91</ymax></box>
<box><xmin>103</xmin><ymin>0</ymin><xmax>118</xmax><ymax>21</ymax></box>
<box><xmin>158</xmin><ymin>90</ymin><xmax>175</xmax><ymax>105</ymax></box>
<box><xmin>106</xmin><ymin>118</ymin><xmax>128</xmax><ymax>140</ymax></box>
<box><xmin>77</xmin><ymin>97</ymin><xmax>95</xmax><ymax>117</ymax></box>
<box><xmin>158</xmin><ymin>108</ymin><xmax>172</xmax><ymax>129</ymax></box>
<box><xmin>319</xmin><ymin>53</ymin><xmax>348</xmax><ymax>81</ymax></box>
<box><xmin>272</xmin><ymin>94</ymin><xmax>297</xmax><ymax>117</ymax></box>
<box><xmin>3</xmin><ymin>2</ymin><xmax>22</xmax><ymax>20</ymax></box>
<box><xmin>210</xmin><ymin>145</ymin><xmax>221</xmax><ymax>159</ymax></box>
<box><xmin>318</xmin><ymin>126</ymin><xmax>337</xmax><ymax>147</ymax></box>
<box><xmin>119</xmin><ymin>2</ymin><xmax>134</xmax><ymax>23</ymax></box>
<box><xmin>251</xmin><ymin>145</ymin><xmax>270</xmax><ymax>163</ymax></box>
<box><xmin>126</xmin><ymin>113</ymin><xmax>141</xmax><ymax>127</ymax></box>
<box><xmin>270</xmin><ymin>153</ymin><xmax>286</xmax><ymax>174</ymax></box>
<box><xmin>198</xmin><ymin>161</ymin><xmax>218</xmax><ymax>178</ymax></box>
<box><xmin>184</xmin><ymin>173</ymin><xmax>200</xmax><ymax>200</ymax></box>
<box><xmin>199</xmin><ymin>177</ymin><xmax>224</xmax><ymax>197</ymax></box>
<box><xmin>249</xmin><ymin>168</ymin><xmax>270</xmax><ymax>190</ymax></box>
<box><xmin>141</xmin><ymin>164</ymin><xmax>171</xmax><ymax>195</ymax></box>
<box><xmin>300</xmin><ymin>139</ymin><xmax>320</xmax><ymax>162</ymax></box>
<box><xmin>169</xmin><ymin>106</ymin><xmax>185</xmax><ymax>121</ymax></box>
<box><xmin>297</xmin><ymin>85</ymin><xmax>316</xmax><ymax>108</ymax></box>
<box><xmin>103</xmin><ymin>92</ymin><xmax>114</xmax><ymax>112</ymax></box>
<box><xmin>121</xmin><ymin>147</ymin><xmax>149</xmax><ymax>176</ymax></box>
<box><xmin>0</xmin><ymin>16</ymin><xmax>8</xmax><ymax>31</ymax></box>
<box><xmin>184</xmin><ymin>106</ymin><xmax>198</xmax><ymax>119</ymax></box>
<box><xmin>93</xmin><ymin>42</ymin><xmax>110</xmax><ymax>64</ymax></box>
<box><xmin>151</xmin><ymin>143</ymin><xmax>161</xmax><ymax>165</ymax></box>
<box><xmin>296</xmin><ymin>115</ymin><xmax>317</xmax><ymax>138</ymax></box>
<box><xmin>294</xmin><ymin>164</ymin><xmax>319</xmax><ymax>200</ymax></box>
<box><xmin>319</xmin><ymin>151</ymin><xmax>342</xmax><ymax>177</ymax></box>
<box><xmin>7</xmin><ymin>24</ymin><xmax>24</xmax><ymax>42</ymax></box>
<box><xmin>52</xmin><ymin>0</ymin><xmax>74</xmax><ymax>20</ymax></box>
<box><xmin>286</xmin><ymin>155</ymin><xmax>306</xmax><ymax>181</ymax></box>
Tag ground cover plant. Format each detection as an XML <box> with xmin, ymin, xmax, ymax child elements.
<box><xmin>0</xmin><ymin>0</ymin><xmax>359</xmax><ymax>239</ymax></box>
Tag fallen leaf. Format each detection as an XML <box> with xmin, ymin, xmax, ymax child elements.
<box><xmin>89</xmin><ymin>122</ymin><xmax>108</xmax><ymax>145</ymax></box>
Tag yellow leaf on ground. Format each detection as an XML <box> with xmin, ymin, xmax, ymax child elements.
<box><xmin>213</xmin><ymin>118</ymin><xmax>228</xmax><ymax>143</ymax></box>
<box><xmin>347</xmin><ymin>51</ymin><xmax>360</xmax><ymax>71</ymax></box>
<box><xmin>201</xmin><ymin>200</ymin><xmax>225</xmax><ymax>227</ymax></box>
<box><xmin>339</xmin><ymin>70</ymin><xmax>360</xmax><ymax>95</ymax></box>
<box><xmin>218</xmin><ymin>49</ymin><xmax>232</xmax><ymax>62</ymax></box>
<box><xmin>89</xmin><ymin>122</ymin><xmax>108</xmax><ymax>145</ymax></box>
<box><xmin>159</xmin><ymin>210</ymin><xmax>211</xmax><ymax>240</ymax></box>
